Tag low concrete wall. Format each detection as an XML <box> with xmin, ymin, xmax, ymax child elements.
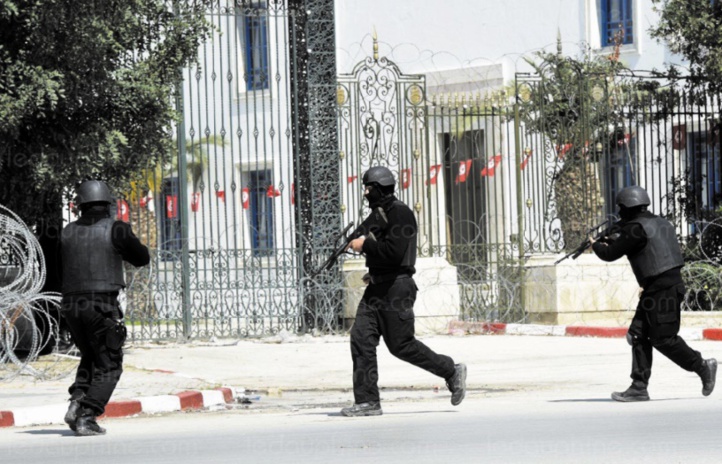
<box><xmin>523</xmin><ymin>254</ymin><xmax>722</xmax><ymax>328</ymax></box>
<box><xmin>523</xmin><ymin>253</ymin><xmax>640</xmax><ymax>326</ymax></box>
<box><xmin>342</xmin><ymin>257</ymin><xmax>461</xmax><ymax>335</ymax></box>
<box><xmin>342</xmin><ymin>254</ymin><xmax>722</xmax><ymax>334</ymax></box>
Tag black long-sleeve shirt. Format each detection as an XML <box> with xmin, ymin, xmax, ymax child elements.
<box><xmin>592</xmin><ymin>213</ymin><xmax>682</xmax><ymax>292</ymax></box>
<box><xmin>361</xmin><ymin>195</ymin><xmax>416</xmax><ymax>276</ymax></box>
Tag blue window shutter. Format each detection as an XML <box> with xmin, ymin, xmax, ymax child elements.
<box><xmin>249</xmin><ymin>170</ymin><xmax>274</xmax><ymax>255</ymax></box>
<box><xmin>601</xmin><ymin>0</ymin><xmax>633</xmax><ymax>47</ymax></box>
<box><xmin>244</xmin><ymin>10</ymin><xmax>269</xmax><ymax>91</ymax></box>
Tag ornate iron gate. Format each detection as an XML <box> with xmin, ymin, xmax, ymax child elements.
<box><xmin>119</xmin><ymin>19</ymin><xmax>722</xmax><ymax>341</ymax></box>
<box><xmin>337</xmin><ymin>45</ymin><xmax>525</xmax><ymax>324</ymax></box>
<box><xmin>122</xmin><ymin>0</ymin><xmax>343</xmax><ymax>341</ymax></box>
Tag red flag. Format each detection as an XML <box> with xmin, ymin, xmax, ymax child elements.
<box><xmin>672</xmin><ymin>125</ymin><xmax>687</xmax><ymax>150</ymax></box>
<box><xmin>291</xmin><ymin>183</ymin><xmax>295</xmax><ymax>206</ymax></box>
<box><xmin>116</xmin><ymin>199</ymin><xmax>130</xmax><ymax>222</ymax></box>
<box><xmin>426</xmin><ymin>164</ymin><xmax>442</xmax><ymax>185</ymax></box>
<box><xmin>216</xmin><ymin>190</ymin><xmax>225</xmax><ymax>202</ymax></box>
<box><xmin>401</xmin><ymin>168</ymin><xmax>411</xmax><ymax>190</ymax></box>
<box><xmin>347</xmin><ymin>175</ymin><xmax>358</xmax><ymax>184</ymax></box>
<box><xmin>480</xmin><ymin>154</ymin><xmax>502</xmax><ymax>177</ymax></box>
<box><xmin>190</xmin><ymin>192</ymin><xmax>201</xmax><ymax>212</ymax></box>
<box><xmin>241</xmin><ymin>188</ymin><xmax>250</xmax><ymax>209</ymax></box>
<box><xmin>556</xmin><ymin>143</ymin><xmax>573</xmax><ymax>158</ymax></box>
<box><xmin>266</xmin><ymin>185</ymin><xmax>281</xmax><ymax>198</ymax></box>
<box><xmin>520</xmin><ymin>149</ymin><xmax>533</xmax><ymax>170</ymax></box>
<box><xmin>455</xmin><ymin>160</ymin><xmax>473</xmax><ymax>184</ymax></box>
<box><xmin>165</xmin><ymin>195</ymin><xmax>178</xmax><ymax>218</ymax></box>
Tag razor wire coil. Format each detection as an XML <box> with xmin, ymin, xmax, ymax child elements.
<box><xmin>0</xmin><ymin>204</ymin><xmax>66</xmax><ymax>381</ymax></box>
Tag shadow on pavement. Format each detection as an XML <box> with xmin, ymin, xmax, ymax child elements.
<box><xmin>20</xmin><ymin>428</ymin><xmax>75</xmax><ymax>437</ymax></box>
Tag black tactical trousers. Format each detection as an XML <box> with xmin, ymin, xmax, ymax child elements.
<box><xmin>629</xmin><ymin>284</ymin><xmax>704</xmax><ymax>387</ymax></box>
<box><xmin>61</xmin><ymin>295</ymin><xmax>126</xmax><ymax>416</ymax></box>
<box><xmin>350</xmin><ymin>277</ymin><xmax>456</xmax><ymax>404</ymax></box>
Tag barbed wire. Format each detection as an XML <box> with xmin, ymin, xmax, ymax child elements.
<box><xmin>0</xmin><ymin>204</ymin><xmax>68</xmax><ymax>381</ymax></box>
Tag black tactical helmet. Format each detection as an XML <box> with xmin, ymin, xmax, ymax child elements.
<box><xmin>362</xmin><ymin>166</ymin><xmax>395</xmax><ymax>188</ymax></box>
<box><xmin>75</xmin><ymin>180</ymin><xmax>112</xmax><ymax>206</ymax></box>
<box><xmin>616</xmin><ymin>186</ymin><xmax>651</xmax><ymax>208</ymax></box>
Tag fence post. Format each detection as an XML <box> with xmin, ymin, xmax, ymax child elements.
<box><xmin>175</xmin><ymin>75</ymin><xmax>193</xmax><ymax>341</ymax></box>
<box><xmin>514</xmin><ymin>100</ymin><xmax>526</xmax><ymax>319</ymax></box>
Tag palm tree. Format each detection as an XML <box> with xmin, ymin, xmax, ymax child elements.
<box><xmin>124</xmin><ymin>135</ymin><xmax>225</xmax><ymax>320</ymax></box>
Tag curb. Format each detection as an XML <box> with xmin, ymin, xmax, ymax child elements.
<box><xmin>448</xmin><ymin>321</ymin><xmax>722</xmax><ymax>342</ymax></box>
<box><xmin>0</xmin><ymin>387</ymin><xmax>237</xmax><ymax>429</ymax></box>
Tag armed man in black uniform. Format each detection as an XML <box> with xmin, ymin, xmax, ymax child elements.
<box><xmin>60</xmin><ymin>180</ymin><xmax>150</xmax><ymax>435</ymax></box>
<box><xmin>590</xmin><ymin>186</ymin><xmax>716</xmax><ymax>402</ymax></box>
<box><xmin>341</xmin><ymin>166</ymin><xmax>466</xmax><ymax>416</ymax></box>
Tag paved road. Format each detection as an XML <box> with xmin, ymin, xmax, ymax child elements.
<box><xmin>3</xmin><ymin>389</ymin><xmax>722</xmax><ymax>463</ymax></box>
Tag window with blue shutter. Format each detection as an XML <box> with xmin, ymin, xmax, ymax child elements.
<box><xmin>249</xmin><ymin>170</ymin><xmax>274</xmax><ymax>256</ymax></box>
<box><xmin>600</xmin><ymin>0</ymin><xmax>634</xmax><ymax>47</ymax></box>
<box><xmin>244</xmin><ymin>5</ymin><xmax>269</xmax><ymax>91</ymax></box>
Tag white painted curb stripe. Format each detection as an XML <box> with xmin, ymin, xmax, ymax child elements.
<box><xmin>135</xmin><ymin>395</ymin><xmax>181</xmax><ymax>414</ymax></box>
<box><xmin>200</xmin><ymin>390</ymin><xmax>225</xmax><ymax>406</ymax></box>
<box><xmin>506</xmin><ymin>324</ymin><xmax>566</xmax><ymax>336</ymax></box>
<box><xmin>679</xmin><ymin>327</ymin><xmax>704</xmax><ymax>341</ymax></box>
<box><xmin>11</xmin><ymin>403</ymin><xmax>66</xmax><ymax>427</ymax></box>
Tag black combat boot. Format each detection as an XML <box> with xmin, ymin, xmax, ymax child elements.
<box><xmin>340</xmin><ymin>402</ymin><xmax>383</xmax><ymax>417</ymax></box>
<box><xmin>700</xmin><ymin>358</ymin><xmax>717</xmax><ymax>396</ymax></box>
<box><xmin>64</xmin><ymin>393</ymin><xmax>85</xmax><ymax>432</ymax></box>
<box><xmin>611</xmin><ymin>383</ymin><xmax>650</xmax><ymax>402</ymax></box>
<box><xmin>75</xmin><ymin>415</ymin><xmax>107</xmax><ymax>436</ymax></box>
<box><xmin>446</xmin><ymin>363</ymin><xmax>467</xmax><ymax>406</ymax></box>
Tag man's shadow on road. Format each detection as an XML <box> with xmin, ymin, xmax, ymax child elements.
<box><xmin>322</xmin><ymin>410</ymin><xmax>459</xmax><ymax>417</ymax></box>
<box><xmin>549</xmin><ymin>397</ymin><xmax>701</xmax><ymax>403</ymax></box>
<box><xmin>20</xmin><ymin>428</ymin><xmax>76</xmax><ymax>437</ymax></box>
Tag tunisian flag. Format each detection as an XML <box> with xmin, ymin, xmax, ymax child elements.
<box><xmin>401</xmin><ymin>168</ymin><xmax>412</xmax><ymax>190</ymax></box>
<box><xmin>241</xmin><ymin>188</ymin><xmax>250</xmax><ymax>209</ymax></box>
<box><xmin>266</xmin><ymin>185</ymin><xmax>281</xmax><ymax>198</ymax></box>
<box><xmin>426</xmin><ymin>164</ymin><xmax>442</xmax><ymax>185</ymax></box>
<box><xmin>190</xmin><ymin>192</ymin><xmax>201</xmax><ymax>212</ymax></box>
<box><xmin>116</xmin><ymin>199</ymin><xmax>130</xmax><ymax>222</ymax></box>
<box><xmin>455</xmin><ymin>160</ymin><xmax>473</xmax><ymax>184</ymax></box>
<box><xmin>480</xmin><ymin>154</ymin><xmax>502</xmax><ymax>177</ymax></box>
<box><xmin>672</xmin><ymin>125</ymin><xmax>687</xmax><ymax>150</ymax></box>
<box><xmin>165</xmin><ymin>195</ymin><xmax>178</xmax><ymax>218</ymax></box>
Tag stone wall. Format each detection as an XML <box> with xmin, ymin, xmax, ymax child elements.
<box><xmin>342</xmin><ymin>257</ymin><xmax>460</xmax><ymax>335</ymax></box>
<box><xmin>523</xmin><ymin>254</ymin><xmax>639</xmax><ymax>326</ymax></box>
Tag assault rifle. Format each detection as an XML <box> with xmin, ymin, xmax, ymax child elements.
<box><xmin>554</xmin><ymin>219</ymin><xmax>621</xmax><ymax>265</ymax></box>
<box><xmin>309</xmin><ymin>207</ymin><xmax>388</xmax><ymax>278</ymax></box>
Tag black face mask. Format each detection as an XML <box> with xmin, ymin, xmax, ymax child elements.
<box><xmin>81</xmin><ymin>203</ymin><xmax>111</xmax><ymax>217</ymax></box>
<box><xmin>364</xmin><ymin>184</ymin><xmax>385</xmax><ymax>207</ymax></box>
<box><xmin>618</xmin><ymin>206</ymin><xmax>642</xmax><ymax>221</ymax></box>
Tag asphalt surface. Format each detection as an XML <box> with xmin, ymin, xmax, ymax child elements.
<box><xmin>3</xmin><ymin>332</ymin><xmax>720</xmax><ymax>413</ymax></box>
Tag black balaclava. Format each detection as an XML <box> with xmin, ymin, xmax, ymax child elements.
<box><xmin>618</xmin><ymin>205</ymin><xmax>646</xmax><ymax>222</ymax></box>
<box><xmin>364</xmin><ymin>184</ymin><xmax>393</xmax><ymax>209</ymax></box>
<box><xmin>80</xmin><ymin>202</ymin><xmax>111</xmax><ymax>217</ymax></box>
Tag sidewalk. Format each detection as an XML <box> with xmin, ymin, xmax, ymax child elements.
<box><xmin>2</xmin><ymin>326</ymin><xmax>721</xmax><ymax>428</ymax></box>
